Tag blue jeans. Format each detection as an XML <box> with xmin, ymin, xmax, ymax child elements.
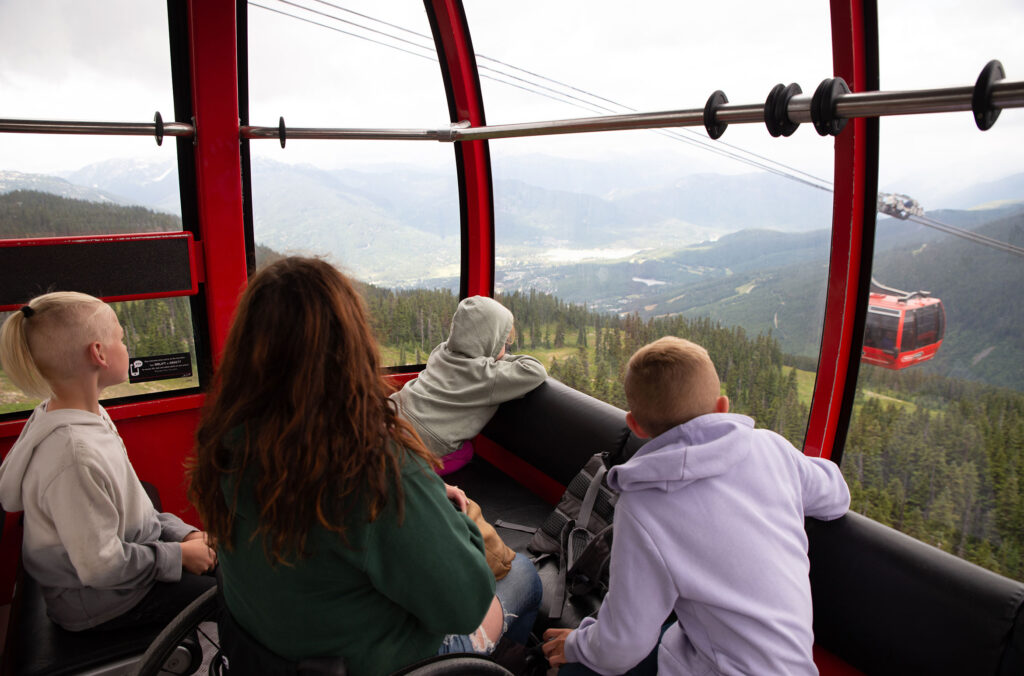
<box><xmin>439</xmin><ymin>553</ymin><xmax>543</xmax><ymax>654</ymax></box>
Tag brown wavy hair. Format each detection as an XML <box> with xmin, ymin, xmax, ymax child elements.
<box><xmin>187</xmin><ymin>257</ymin><xmax>436</xmax><ymax>565</ymax></box>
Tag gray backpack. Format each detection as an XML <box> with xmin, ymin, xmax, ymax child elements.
<box><xmin>527</xmin><ymin>453</ymin><xmax>618</xmax><ymax>619</ymax></box>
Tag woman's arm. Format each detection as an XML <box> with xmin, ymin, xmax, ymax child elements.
<box><xmin>364</xmin><ymin>457</ymin><xmax>495</xmax><ymax>635</ymax></box>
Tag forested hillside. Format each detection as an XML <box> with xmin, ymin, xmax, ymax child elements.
<box><xmin>844</xmin><ymin>367</ymin><xmax>1024</xmax><ymax>580</ymax></box>
<box><xmin>0</xmin><ymin>190</ymin><xmax>181</xmax><ymax>238</ymax></box>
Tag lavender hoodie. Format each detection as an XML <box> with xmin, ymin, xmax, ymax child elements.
<box><xmin>565</xmin><ymin>413</ymin><xmax>850</xmax><ymax>675</ymax></box>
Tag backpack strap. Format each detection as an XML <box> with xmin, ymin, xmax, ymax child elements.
<box><xmin>565</xmin><ymin>461</ymin><xmax>608</xmax><ymax>571</ymax></box>
<box><xmin>548</xmin><ymin>520</ymin><xmax>575</xmax><ymax>621</ymax></box>
<box><xmin>494</xmin><ymin>519</ymin><xmax>538</xmax><ymax>534</ymax></box>
<box><xmin>575</xmin><ymin>462</ymin><xmax>608</xmax><ymax>534</ymax></box>
<box><xmin>567</xmin><ymin>523</ymin><xmax>614</xmax><ymax>595</ymax></box>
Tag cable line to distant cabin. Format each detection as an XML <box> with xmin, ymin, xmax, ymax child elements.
<box><xmin>253</xmin><ymin>0</ymin><xmax>835</xmax><ymax>190</ymax></box>
<box><xmin>252</xmin><ymin>0</ymin><xmax>1023</xmax><ymax>258</ymax></box>
<box><xmin>301</xmin><ymin>0</ymin><xmax>835</xmax><ymax>188</ymax></box>
<box><xmin>909</xmin><ymin>214</ymin><xmax>1024</xmax><ymax>257</ymax></box>
<box><xmin>293</xmin><ymin>0</ymin><xmax>835</xmax><ymax>189</ymax></box>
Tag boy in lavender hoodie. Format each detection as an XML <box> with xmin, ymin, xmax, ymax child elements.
<box><xmin>543</xmin><ymin>336</ymin><xmax>850</xmax><ymax>675</ymax></box>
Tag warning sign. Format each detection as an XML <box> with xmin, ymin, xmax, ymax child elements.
<box><xmin>128</xmin><ymin>353</ymin><xmax>193</xmax><ymax>383</ymax></box>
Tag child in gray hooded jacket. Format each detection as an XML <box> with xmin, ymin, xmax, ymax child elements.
<box><xmin>391</xmin><ymin>295</ymin><xmax>547</xmax><ymax>645</ymax></box>
<box><xmin>0</xmin><ymin>292</ymin><xmax>216</xmax><ymax>631</ymax></box>
<box><xmin>391</xmin><ymin>295</ymin><xmax>547</xmax><ymax>463</ymax></box>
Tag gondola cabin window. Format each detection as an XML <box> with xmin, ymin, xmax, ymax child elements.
<box><xmin>842</xmin><ymin>0</ymin><xmax>1024</xmax><ymax>583</ymax></box>
<box><xmin>465</xmin><ymin>0</ymin><xmax>834</xmax><ymax>452</ymax></box>
<box><xmin>0</xmin><ymin>1</ymin><xmax>201</xmax><ymax>416</ymax></box>
<box><xmin>244</xmin><ymin>0</ymin><xmax>461</xmax><ymax>368</ymax></box>
<box><xmin>864</xmin><ymin>306</ymin><xmax>901</xmax><ymax>354</ymax></box>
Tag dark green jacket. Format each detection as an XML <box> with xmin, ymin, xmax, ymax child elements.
<box><xmin>218</xmin><ymin>450</ymin><xmax>494</xmax><ymax>676</ymax></box>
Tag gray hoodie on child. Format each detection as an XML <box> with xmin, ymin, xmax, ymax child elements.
<box><xmin>391</xmin><ymin>296</ymin><xmax>547</xmax><ymax>457</ymax></box>
<box><xmin>0</xmin><ymin>402</ymin><xmax>196</xmax><ymax>630</ymax></box>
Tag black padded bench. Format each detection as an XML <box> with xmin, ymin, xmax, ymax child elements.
<box><xmin>808</xmin><ymin>512</ymin><xmax>1024</xmax><ymax>675</ymax></box>
<box><xmin>463</xmin><ymin>378</ymin><xmax>1024</xmax><ymax>674</ymax></box>
<box><xmin>3</xmin><ymin>573</ymin><xmax>159</xmax><ymax>676</ymax></box>
<box><xmin>1</xmin><ymin>485</ymin><xmax>169</xmax><ymax>676</ymax></box>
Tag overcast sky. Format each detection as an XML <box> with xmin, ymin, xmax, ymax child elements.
<box><xmin>1</xmin><ymin>0</ymin><xmax>1022</xmax><ymax>205</ymax></box>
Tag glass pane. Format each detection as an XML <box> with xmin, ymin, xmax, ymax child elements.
<box><xmin>844</xmin><ymin>0</ymin><xmax>1024</xmax><ymax>581</ymax></box>
<box><xmin>0</xmin><ymin>1</ymin><xmax>198</xmax><ymax>414</ymax></box>
<box><xmin>1</xmin><ymin>298</ymin><xmax>200</xmax><ymax>416</ymax></box>
<box><xmin>0</xmin><ymin>0</ymin><xmax>181</xmax><ymax>218</ymax></box>
<box><xmin>246</xmin><ymin>1</ymin><xmax>461</xmax><ymax>366</ymax></box>
<box><xmin>466</xmin><ymin>0</ymin><xmax>834</xmax><ymax>449</ymax></box>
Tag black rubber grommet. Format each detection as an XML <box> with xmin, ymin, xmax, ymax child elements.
<box><xmin>703</xmin><ymin>90</ymin><xmax>729</xmax><ymax>140</ymax></box>
<box><xmin>972</xmin><ymin>59</ymin><xmax>1005</xmax><ymax>131</ymax></box>
<box><xmin>153</xmin><ymin>111</ymin><xmax>164</xmax><ymax>147</ymax></box>
<box><xmin>278</xmin><ymin>116</ymin><xmax>287</xmax><ymax>148</ymax></box>
<box><xmin>764</xmin><ymin>83</ymin><xmax>802</xmax><ymax>137</ymax></box>
<box><xmin>811</xmin><ymin>77</ymin><xmax>851</xmax><ymax>136</ymax></box>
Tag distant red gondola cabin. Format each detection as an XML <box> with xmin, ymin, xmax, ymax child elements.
<box><xmin>862</xmin><ymin>292</ymin><xmax>945</xmax><ymax>369</ymax></box>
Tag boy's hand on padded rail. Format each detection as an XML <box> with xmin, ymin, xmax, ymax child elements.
<box><xmin>542</xmin><ymin>628</ymin><xmax>572</xmax><ymax>666</ymax></box>
<box><xmin>181</xmin><ymin>534</ymin><xmax>217</xmax><ymax>574</ymax></box>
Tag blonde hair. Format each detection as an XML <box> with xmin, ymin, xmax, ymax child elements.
<box><xmin>0</xmin><ymin>292</ymin><xmax>115</xmax><ymax>399</ymax></box>
<box><xmin>624</xmin><ymin>336</ymin><xmax>721</xmax><ymax>437</ymax></box>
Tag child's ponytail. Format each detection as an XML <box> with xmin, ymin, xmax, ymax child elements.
<box><xmin>0</xmin><ymin>303</ymin><xmax>52</xmax><ymax>399</ymax></box>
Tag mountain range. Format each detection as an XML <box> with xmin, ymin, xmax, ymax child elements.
<box><xmin>1</xmin><ymin>156</ymin><xmax>1022</xmax><ymax>388</ymax></box>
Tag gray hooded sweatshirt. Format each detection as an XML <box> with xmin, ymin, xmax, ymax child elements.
<box><xmin>0</xmin><ymin>402</ymin><xmax>195</xmax><ymax>630</ymax></box>
<box><xmin>391</xmin><ymin>296</ymin><xmax>547</xmax><ymax>457</ymax></box>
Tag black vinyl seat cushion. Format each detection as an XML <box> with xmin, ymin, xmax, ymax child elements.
<box><xmin>442</xmin><ymin>455</ymin><xmax>552</xmax><ymax>554</ymax></box>
<box><xmin>3</xmin><ymin>482</ymin><xmax>167</xmax><ymax>676</ymax></box>
<box><xmin>6</xmin><ymin>573</ymin><xmax>161</xmax><ymax>676</ymax></box>
<box><xmin>443</xmin><ymin>456</ymin><xmax>602</xmax><ymax>632</ymax></box>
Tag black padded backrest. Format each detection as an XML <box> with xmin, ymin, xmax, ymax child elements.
<box><xmin>807</xmin><ymin>511</ymin><xmax>1024</xmax><ymax>676</ymax></box>
<box><xmin>481</xmin><ymin>378</ymin><xmax>632</xmax><ymax>486</ymax></box>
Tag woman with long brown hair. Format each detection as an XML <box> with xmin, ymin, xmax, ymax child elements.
<box><xmin>188</xmin><ymin>257</ymin><xmax>503</xmax><ymax>676</ymax></box>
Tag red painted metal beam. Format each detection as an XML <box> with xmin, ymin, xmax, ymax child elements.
<box><xmin>804</xmin><ymin>0</ymin><xmax>874</xmax><ymax>461</ymax></box>
<box><xmin>424</xmin><ymin>0</ymin><xmax>494</xmax><ymax>298</ymax></box>
<box><xmin>187</xmin><ymin>0</ymin><xmax>248</xmax><ymax>364</ymax></box>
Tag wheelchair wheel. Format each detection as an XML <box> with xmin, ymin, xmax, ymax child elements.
<box><xmin>132</xmin><ymin>586</ymin><xmax>222</xmax><ymax>676</ymax></box>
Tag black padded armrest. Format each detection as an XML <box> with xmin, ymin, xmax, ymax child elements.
<box><xmin>481</xmin><ymin>379</ymin><xmax>632</xmax><ymax>486</ymax></box>
<box><xmin>807</xmin><ymin>511</ymin><xmax>1024</xmax><ymax>676</ymax></box>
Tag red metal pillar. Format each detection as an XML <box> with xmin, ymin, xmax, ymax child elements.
<box><xmin>424</xmin><ymin>0</ymin><xmax>494</xmax><ymax>298</ymax></box>
<box><xmin>804</xmin><ymin>0</ymin><xmax>877</xmax><ymax>460</ymax></box>
<box><xmin>187</xmin><ymin>0</ymin><xmax>248</xmax><ymax>363</ymax></box>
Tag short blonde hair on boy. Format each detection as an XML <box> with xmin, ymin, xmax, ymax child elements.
<box><xmin>0</xmin><ymin>292</ymin><xmax>115</xmax><ymax>399</ymax></box>
<box><xmin>624</xmin><ymin>336</ymin><xmax>721</xmax><ymax>437</ymax></box>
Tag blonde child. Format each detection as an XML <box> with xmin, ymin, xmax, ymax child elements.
<box><xmin>543</xmin><ymin>336</ymin><xmax>850</xmax><ymax>675</ymax></box>
<box><xmin>0</xmin><ymin>292</ymin><xmax>215</xmax><ymax>631</ymax></box>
